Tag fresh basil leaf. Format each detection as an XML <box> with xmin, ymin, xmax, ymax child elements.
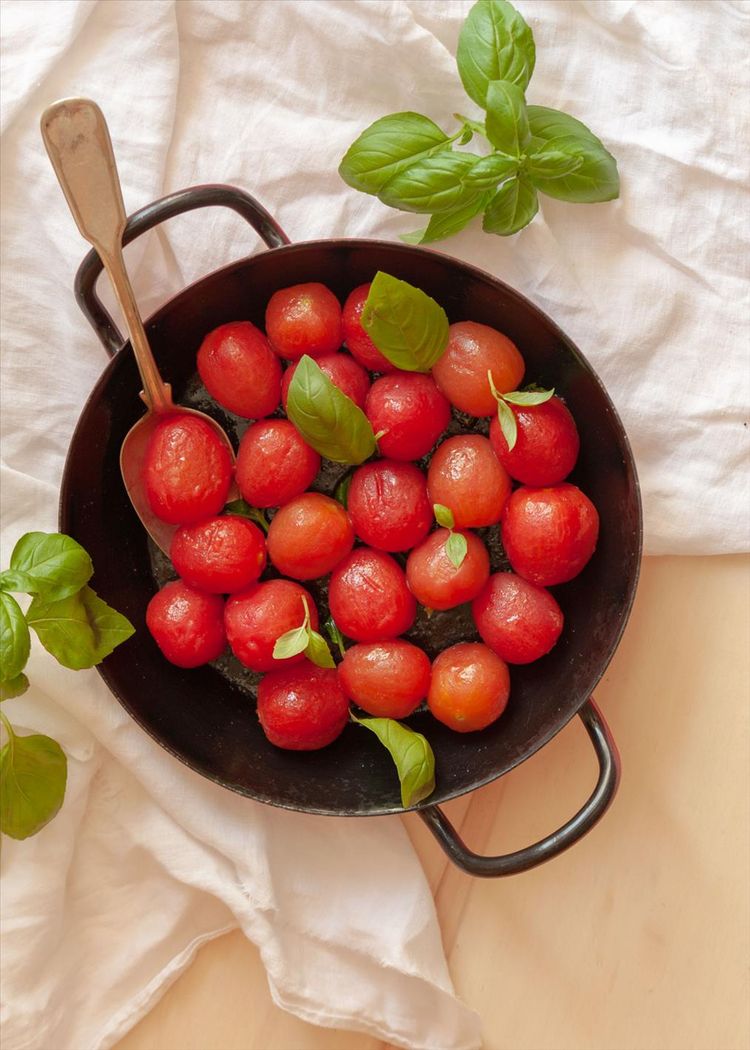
<box><xmin>526</xmin><ymin>105</ymin><xmax>619</xmax><ymax>203</ymax></box>
<box><xmin>496</xmin><ymin>397</ymin><xmax>518</xmax><ymax>450</ymax></box>
<box><xmin>1</xmin><ymin>592</ymin><xmax>30</xmax><ymax>681</ymax></box>
<box><xmin>361</xmin><ymin>272</ymin><xmax>449</xmax><ymax>373</ymax></box>
<box><xmin>400</xmin><ymin>195</ymin><xmax>488</xmax><ymax>245</ymax></box>
<box><xmin>0</xmin><ymin>569</ymin><xmax>34</xmax><ymax>593</ymax></box>
<box><xmin>379</xmin><ymin>152</ymin><xmax>484</xmax><ymax>215</ymax></box>
<box><xmin>352</xmin><ymin>713</ymin><xmax>436</xmax><ymax>809</ymax></box>
<box><xmin>324</xmin><ymin>617</ymin><xmax>347</xmax><ymax>658</ymax></box>
<box><xmin>272</xmin><ymin>625</ymin><xmax>309</xmax><ymax>661</ymax></box>
<box><xmin>305</xmin><ymin>630</ymin><xmax>336</xmax><ymax>670</ymax></box>
<box><xmin>433</xmin><ymin>503</ymin><xmax>455</xmax><ymax>529</ymax></box>
<box><xmin>457</xmin><ymin>0</ymin><xmax>536</xmax><ymax>106</ymax></box>
<box><xmin>485</xmin><ymin>79</ymin><xmax>529</xmax><ymax>156</ymax></box>
<box><xmin>526</xmin><ymin>149</ymin><xmax>583</xmax><ymax>181</ymax></box>
<box><xmin>0</xmin><ymin>730</ymin><xmax>67</xmax><ymax>839</ymax></box>
<box><xmin>503</xmin><ymin>387</ymin><xmax>555</xmax><ymax>406</ymax></box>
<box><xmin>339</xmin><ymin>112</ymin><xmax>458</xmax><ymax>195</ymax></box>
<box><xmin>483</xmin><ymin>172</ymin><xmax>538</xmax><ymax>235</ymax></box>
<box><xmin>26</xmin><ymin>585</ymin><xmax>134</xmax><ymax>670</ymax></box>
<box><xmin>445</xmin><ymin>531</ymin><xmax>468</xmax><ymax>569</ymax></box>
<box><xmin>1</xmin><ymin>673</ymin><xmax>29</xmax><ymax>702</ymax></box>
<box><xmin>334</xmin><ymin>473</ymin><xmax>352</xmax><ymax>509</ymax></box>
<box><xmin>9</xmin><ymin>532</ymin><xmax>93</xmax><ymax>602</ymax></box>
<box><xmin>224</xmin><ymin>499</ymin><xmax>269</xmax><ymax>534</ymax></box>
<box><xmin>286</xmin><ymin>356</ymin><xmax>377</xmax><ymax>465</ymax></box>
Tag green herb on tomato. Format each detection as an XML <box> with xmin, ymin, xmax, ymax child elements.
<box><xmin>273</xmin><ymin>596</ymin><xmax>335</xmax><ymax>669</ymax></box>
<box><xmin>350</xmin><ymin>711</ymin><xmax>436</xmax><ymax>809</ymax></box>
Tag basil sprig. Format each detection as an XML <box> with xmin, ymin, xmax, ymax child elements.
<box><xmin>488</xmin><ymin>371</ymin><xmax>555</xmax><ymax>450</ymax></box>
<box><xmin>433</xmin><ymin>504</ymin><xmax>468</xmax><ymax>569</ymax></box>
<box><xmin>286</xmin><ymin>355</ymin><xmax>377</xmax><ymax>465</ymax></box>
<box><xmin>351</xmin><ymin>712</ymin><xmax>436</xmax><ymax>809</ymax></box>
<box><xmin>361</xmin><ymin>272</ymin><xmax>449</xmax><ymax>373</ymax></box>
<box><xmin>339</xmin><ymin>0</ymin><xmax>619</xmax><ymax>242</ymax></box>
<box><xmin>273</xmin><ymin>596</ymin><xmax>335</xmax><ymax>669</ymax></box>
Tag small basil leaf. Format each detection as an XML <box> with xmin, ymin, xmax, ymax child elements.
<box><xmin>273</xmin><ymin>625</ymin><xmax>309</xmax><ymax>661</ymax></box>
<box><xmin>9</xmin><ymin>532</ymin><xmax>93</xmax><ymax>602</ymax></box>
<box><xmin>483</xmin><ymin>173</ymin><xmax>538</xmax><ymax>235</ymax></box>
<box><xmin>503</xmin><ymin>387</ymin><xmax>555</xmax><ymax>406</ymax></box>
<box><xmin>305</xmin><ymin>631</ymin><xmax>336</xmax><ymax>669</ymax></box>
<box><xmin>1</xmin><ymin>673</ymin><xmax>29</xmax><ymax>702</ymax></box>
<box><xmin>378</xmin><ymin>152</ymin><xmax>484</xmax><ymax>215</ymax></box>
<box><xmin>324</xmin><ymin>618</ymin><xmax>347</xmax><ymax>658</ymax></box>
<box><xmin>496</xmin><ymin>397</ymin><xmax>518</xmax><ymax>450</ymax></box>
<box><xmin>334</xmin><ymin>473</ymin><xmax>353</xmax><ymax>509</ymax></box>
<box><xmin>433</xmin><ymin>503</ymin><xmax>455</xmax><ymax>529</ymax></box>
<box><xmin>485</xmin><ymin>79</ymin><xmax>529</xmax><ymax>156</ymax></box>
<box><xmin>286</xmin><ymin>356</ymin><xmax>377</xmax><ymax>465</ymax></box>
<box><xmin>339</xmin><ymin>112</ymin><xmax>458</xmax><ymax>195</ymax></box>
<box><xmin>445</xmin><ymin>531</ymin><xmax>468</xmax><ymax>569</ymax></box>
<box><xmin>453</xmin><ymin>113</ymin><xmax>487</xmax><ymax>139</ymax></box>
<box><xmin>457</xmin><ymin>0</ymin><xmax>536</xmax><ymax>106</ymax></box>
<box><xmin>352</xmin><ymin>713</ymin><xmax>436</xmax><ymax>809</ymax></box>
<box><xmin>0</xmin><ymin>731</ymin><xmax>67</xmax><ymax>839</ymax></box>
<box><xmin>400</xmin><ymin>194</ymin><xmax>489</xmax><ymax>245</ymax></box>
<box><xmin>0</xmin><ymin>569</ymin><xmax>34</xmax><ymax>593</ymax></box>
<box><xmin>526</xmin><ymin>105</ymin><xmax>619</xmax><ymax>203</ymax></box>
<box><xmin>361</xmin><ymin>272</ymin><xmax>449</xmax><ymax>373</ymax></box>
<box><xmin>26</xmin><ymin>585</ymin><xmax>134</xmax><ymax>670</ymax></box>
<box><xmin>224</xmin><ymin>499</ymin><xmax>269</xmax><ymax>533</ymax></box>
<box><xmin>1</xmin><ymin>592</ymin><xmax>31</xmax><ymax>681</ymax></box>
<box><xmin>526</xmin><ymin>149</ymin><xmax>583</xmax><ymax>181</ymax></box>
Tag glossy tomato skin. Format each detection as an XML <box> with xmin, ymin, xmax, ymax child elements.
<box><xmin>489</xmin><ymin>396</ymin><xmax>580</xmax><ymax>485</ymax></box>
<box><xmin>146</xmin><ymin>580</ymin><xmax>226</xmax><ymax>668</ymax></box>
<box><xmin>236</xmin><ymin>419</ymin><xmax>320</xmax><ymax>508</ymax></box>
<box><xmin>502</xmin><ymin>483</ymin><xmax>599</xmax><ymax>586</ymax></box>
<box><xmin>427</xmin><ymin>434</ymin><xmax>511</xmax><ymax>528</ymax></box>
<box><xmin>257</xmin><ymin>662</ymin><xmax>349</xmax><ymax>750</ymax></box>
<box><xmin>339</xmin><ymin>640</ymin><xmax>431</xmax><ymax>719</ymax></box>
<box><xmin>365</xmin><ymin>372</ymin><xmax>451</xmax><ymax>461</ymax></box>
<box><xmin>406</xmin><ymin>528</ymin><xmax>490</xmax><ymax>610</ymax></box>
<box><xmin>347</xmin><ymin>459</ymin><xmax>432</xmax><ymax>552</ymax></box>
<box><xmin>428</xmin><ymin>642</ymin><xmax>510</xmax><ymax>733</ymax></box>
<box><xmin>266</xmin><ymin>492</ymin><xmax>355</xmax><ymax>580</ymax></box>
<box><xmin>170</xmin><ymin>516</ymin><xmax>267</xmax><ymax>594</ymax></box>
<box><xmin>143</xmin><ymin>414</ymin><xmax>233</xmax><ymax>525</ymax></box>
<box><xmin>197</xmin><ymin>321</ymin><xmax>281</xmax><ymax>419</ymax></box>
<box><xmin>472</xmin><ymin>572</ymin><xmax>564</xmax><ymax>664</ymax></box>
<box><xmin>281</xmin><ymin>353</ymin><xmax>370</xmax><ymax>412</ymax></box>
<box><xmin>432</xmin><ymin>321</ymin><xmax>525</xmax><ymax>416</ymax></box>
<box><xmin>265</xmin><ymin>282</ymin><xmax>342</xmax><ymax>360</ymax></box>
<box><xmin>224</xmin><ymin>579</ymin><xmax>318</xmax><ymax>672</ymax></box>
<box><xmin>328</xmin><ymin>548</ymin><xmax>416</xmax><ymax>643</ymax></box>
<box><xmin>341</xmin><ymin>283</ymin><xmax>397</xmax><ymax>373</ymax></box>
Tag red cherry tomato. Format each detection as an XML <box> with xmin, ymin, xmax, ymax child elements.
<box><xmin>265</xmin><ymin>282</ymin><xmax>342</xmax><ymax>359</ymax></box>
<box><xmin>146</xmin><ymin>580</ymin><xmax>226</xmax><ymax>668</ymax></box>
<box><xmin>257</xmin><ymin>662</ymin><xmax>349</xmax><ymax>750</ymax></box>
<box><xmin>365</xmin><ymin>372</ymin><xmax>451</xmax><ymax>461</ymax></box>
<box><xmin>266</xmin><ymin>493</ymin><xmax>354</xmax><ymax>580</ymax></box>
<box><xmin>236</xmin><ymin>419</ymin><xmax>320</xmax><ymax>508</ymax></box>
<box><xmin>341</xmin><ymin>283</ymin><xmax>397</xmax><ymax>373</ymax></box>
<box><xmin>427</xmin><ymin>434</ymin><xmax>511</xmax><ymax>528</ymax></box>
<box><xmin>338</xmin><ymin>640</ymin><xmax>431</xmax><ymax>719</ymax></box>
<box><xmin>197</xmin><ymin>321</ymin><xmax>281</xmax><ymax>419</ymax></box>
<box><xmin>347</xmin><ymin>459</ymin><xmax>432</xmax><ymax>552</ymax></box>
<box><xmin>281</xmin><ymin>353</ymin><xmax>370</xmax><ymax>412</ymax></box>
<box><xmin>328</xmin><ymin>548</ymin><xmax>416</xmax><ymax>643</ymax></box>
<box><xmin>224</xmin><ymin>579</ymin><xmax>318</xmax><ymax>672</ymax></box>
<box><xmin>428</xmin><ymin>642</ymin><xmax>510</xmax><ymax>733</ymax></box>
<box><xmin>472</xmin><ymin>572</ymin><xmax>564</xmax><ymax>664</ymax></box>
<box><xmin>489</xmin><ymin>396</ymin><xmax>580</xmax><ymax>485</ymax></box>
<box><xmin>432</xmin><ymin>321</ymin><xmax>525</xmax><ymax>416</ymax></box>
<box><xmin>406</xmin><ymin>528</ymin><xmax>490</xmax><ymax>611</ymax></box>
<box><xmin>501</xmin><ymin>483</ymin><xmax>599</xmax><ymax>586</ymax></box>
<box><xmin>142</xmin><ymin>413</ymin><xmax>233</xmax><ymax>525</ymax></box>
<box><xmin>169</xmin><ymin>515</ymin><xmax>267</xmax><ymax>594</ymax></box>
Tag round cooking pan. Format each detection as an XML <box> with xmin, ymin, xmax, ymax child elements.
<box><xmin>61</xmin><ymin>184</ymin><xmax>642</xmax><ymax>877</ymax></box>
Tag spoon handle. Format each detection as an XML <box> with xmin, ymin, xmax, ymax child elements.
<box><xmin>41</xmin><ymin>98</ymin><xmax>172</xmax><ymax>412</ymax></box>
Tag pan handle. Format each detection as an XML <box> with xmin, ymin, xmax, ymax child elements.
<box><xmin>418</xmin><ymin>698</ymin><xmax>620</xmax><ymax>878</ymax></box>
<box><xmin>74</xmin><ymin>183</ymin><xmax>290</xmax><ymax>357</ymax></box>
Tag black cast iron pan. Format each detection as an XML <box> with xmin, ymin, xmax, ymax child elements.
<box><xmin>61</xmin><ymin>185</ymin><xmax>642</xmax><ymax>877</ymax></box>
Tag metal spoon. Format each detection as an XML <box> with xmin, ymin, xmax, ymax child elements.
<box><xmin>41</xmin><ymin>97</ymin><xmax>236</xmax><ymax>554</ymax></box>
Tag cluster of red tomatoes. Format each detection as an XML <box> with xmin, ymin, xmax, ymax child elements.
<box><xmin>143</xmin><ymin>280</ymin><xmax>598</xmax><ymax>751</ymax></box>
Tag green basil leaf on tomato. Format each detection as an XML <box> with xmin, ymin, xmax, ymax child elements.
<box><xmin>286</xmin><ymin>356</ymin><xmax>377</xmax><ymax>465</ymax></box>
<box><xmin>361</xmin><ymin>272</ymin><xmax>449</xmax><ymax>373</ymax></box>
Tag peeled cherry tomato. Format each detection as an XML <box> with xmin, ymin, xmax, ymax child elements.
<box><xmin>342</xmin><ymin>283</ymin><xmax>397</xmax><ymax>373</ymax></box>
<box><xmin>143</xmin><ymin>413</ymin><xmax>233</xmax><ymax>525</ymax></box>
<box><xmin>265</xmin><ymin>282</ymin><xmax>342</xmax><ymax>359</ymax></box>
<box><xmin>365</xmin><ymin>372</ymin><xmax>451</xmax><ymax>461</ymax></box>
<box><xmin>328</xmin><ymin>548</ymin><xmax>416</xmax><ymax>643</ymax></box>
<box><xmin>266</xmin><ymin>493</ymin><xmax>354</xmax><ymax>580</ymax></box>
<box><xmin>489</xmin><ymin>396</ymin><xmax>580</xmax><ymax>485</ymax></box>
<box><xmin>472</xmin><ymin>572</ymin><xmax>563</xmax><ymax>664</ymax></box>
<box><xmin>432</xmin><ymin>321</ymin><xmax>525</xmax><ymax>416</ymax></box>
<box><xmin>224</xmin><ymin>579</ymin><xmax>318</xmax><ymax>672</ymax></box>
<box><xmin>501</xmin><ymin>483</ymin><xmax>599</xmax><ymax>586</ymax></box>
<box><xmin>236</xmin><ymin>419</ymin><xmax>320</xmax><ymax>508</ymax></box>
<box><xmin>339</xmin><ymin>640</ymin><xmax>430</xmax><ymax>719</ymax></box>
<box><xmin>170</xmin><ymin>515</ymin><xmax>266</xmax><ymax>594</ymax></box>
<box><xmin>347</xmin><ymin>459</ymin><xmax>432</xmax><ymax>552</ymax></box>
<box><xmin>406</xmin><ymin>528</ymin><xmax>489</xmax><ymax>610</ymax></box>
<box><xmin>282</xmin><ymin>352</ymin><xmax>370</xmax><ymax>412</ymax></box>
<box><xmin>428</xmin><ymin>642</ymin><xmax>510</xmax><ymax>733</ymax></box>
<box><xmin>197</xmin><ymin>321</ymin><xmax>281</xmax><ymax>419</ymax></box>
<box><xmin>258</xmin><ymin>662</ymin><xmax>349</xmax><ymax>750</ymax></box>
<box><xmin>146</xmin><ymin>580</ymin><xmax>226</xmax><ymax>668</ymax></box>
<box><xmin>427</xmin><ymin>434</ymin><xmax>511</xmax><ymax>528</ymax></box>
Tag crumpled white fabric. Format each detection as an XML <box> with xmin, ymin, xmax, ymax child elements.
<box><xmin>1</xmin><ymin>2</ymin><xmax>748</xmax><ymax>1049</ymax></box>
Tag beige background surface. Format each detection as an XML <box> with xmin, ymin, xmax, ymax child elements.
<box><xmin>116</xmin><ymin>555</ymin><xmax>750</xmax><ymax>1050</ymax></box>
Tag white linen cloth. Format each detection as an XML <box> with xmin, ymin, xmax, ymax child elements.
<box><xmin>0</xmin><ymin>2</ymin><xmax>748</xmax><ymax>1049</ymax></box>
